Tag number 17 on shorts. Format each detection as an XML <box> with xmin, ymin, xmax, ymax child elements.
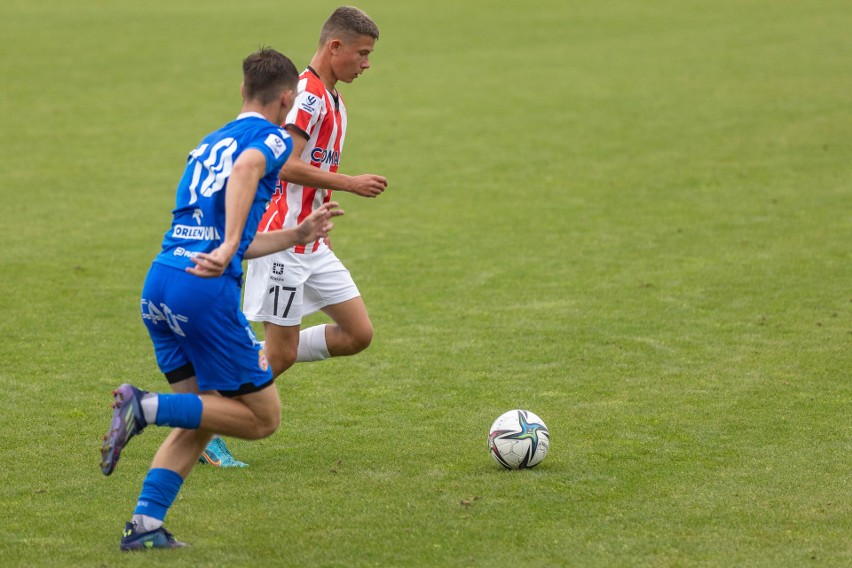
<box><xmin>267</xmin><ymin>284</ymin><xmax>297</xmax><ymax>319</ymax></box>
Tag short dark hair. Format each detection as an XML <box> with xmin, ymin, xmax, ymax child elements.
<box><xmin>242</xmin><ymin>48</ymin><xmax>299</xmax><ymax>105</ymax></box>
<box><xmin>319</xmin><ymin>6</ymin><xmax>379</xmax><ymax>45</ymax></box>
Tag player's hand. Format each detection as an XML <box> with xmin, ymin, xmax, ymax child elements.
<box><xmin>186</xmin><ymin>244</ymin><xmax>236</xmax><ymax>278</ymax></box>
<box><xmin>294</xmin><ymin>201</ymin><xmax>344</xmax><ymax>245</ymax></box>
<box><xmin>347</xmin><ymin>174</ymin><xmax>387</xmax><ymax>198</ymax></box>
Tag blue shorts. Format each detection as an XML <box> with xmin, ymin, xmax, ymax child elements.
<box><xmin>141</xmin><ymin>262</ymin><xmax>272</xmax><ymax>394</ymax></box>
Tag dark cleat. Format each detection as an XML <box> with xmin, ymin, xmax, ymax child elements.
<box><xmin>120</xmin><ymin>522</ymin><xmax>188</xmax><ymax>551</ymax></box>
<box><xmin>100</xmin><ymin>384</ymin><xmax>147</xmax><ymax>476</ymax></box>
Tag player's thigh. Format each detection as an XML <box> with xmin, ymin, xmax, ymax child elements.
<box><xmin>233</xmin><ymin>383</ymin><xmax>282</xmax><ymax>430</ymax></box>
<box><xmin>167</xmin><ymin>375</ymin><xmax>220</xmax><ymax>396</ymax></box>
<box><xmin>320</xmin><ymin>295</ymin><xmax>372</xmax><ymax>333</ymax></box>
<box><xmin>170</xmin><ymin>376</ymin><xmax>200</xmax><ymax>394</ymax></box>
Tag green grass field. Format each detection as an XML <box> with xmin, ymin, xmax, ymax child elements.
<box><xmin>1</xmin><ymin>0</ymin><xmax>850</xmax><ymax>565</ymax></box>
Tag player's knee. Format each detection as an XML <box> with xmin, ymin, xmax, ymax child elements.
<box><xmin>346</xmin><ymin>322</ymin><xmax>373</xmax><ymax>354</ymax></box>
<box><xmin>246</xmin><ymin>406</ymin><xmax>281</xmax><ymax>440</ymax></box>
<box><xmin>254</xmin><ymin>413</ymin><xmax>280</xmax><ymax>439</ymax></box>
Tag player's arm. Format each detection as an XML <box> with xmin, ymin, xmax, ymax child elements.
<box><xmin>278</xmin><ymin>127</ymin><xmax>388</xmax><ymax>198</ymax></box>
<box><xmin>244</xmin><ymin>201</ymin><xmax>345</xmax><ymax>259</ymax></box>
<box><xmin>187</xmin><ymin>149</ymin><xmax>267</xmax><ymax>278</ymax></box>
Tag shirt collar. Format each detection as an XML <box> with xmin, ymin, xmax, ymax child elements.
<box><xmin>236</xmin><ymin>111</ymin><xmax>266</xmax><ymax>121</ymax></box>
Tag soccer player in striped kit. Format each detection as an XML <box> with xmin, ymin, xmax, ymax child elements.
<box><xmin>239</xmin><ymin>6</ymin><xmax>387</xmax><ymax>460</ymax></box>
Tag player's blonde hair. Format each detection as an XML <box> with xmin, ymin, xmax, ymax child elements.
<box><xmin>319</xmin><ymin>6</ymin><xmax>379</xmax><ymax>46</ymax></box>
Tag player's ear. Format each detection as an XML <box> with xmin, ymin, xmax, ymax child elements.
<box><xmin>282</xmin><ymin>89</ymin><xmax>294</xmax><ymax>111</ymax></box>
<box><xmin>240</xmin><ymin>81</ymin><xmax>246</xmax><ymax>100</ymax></box>
<box><xmin>329</xmin><ymin>39</ymin><xmax>342</xmax><ymax>55</ymax></box>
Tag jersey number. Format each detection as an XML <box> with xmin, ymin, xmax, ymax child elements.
<box><xmin>187</xmin><ymin>138</ymin><xmax>238</xmax><ymax>205</ymax></box>
<box><xmin>268</xmin><ymin>285</ymin><xmax>297</xmax><ymax>318</ymax></box>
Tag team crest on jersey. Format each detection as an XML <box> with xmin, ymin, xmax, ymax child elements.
<box><xmin>258</xmin><ymin>349</ymin><xmax>269</xmax><ymax>371</ymax></box>
<box><xmin>264</xmin><ymin>134</ymin><xmax>287</xmax><ymax>159</ymax></box>
<box><xmin>311</xmin><ymin>147</ymin><xmax>340</xmax><ymax>166</ymax></box>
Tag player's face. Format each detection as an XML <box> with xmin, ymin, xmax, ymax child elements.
<box><xmin>332</xmin><ymin>35</ymin><xmax>375</xmax><ymax>84</ymax></box>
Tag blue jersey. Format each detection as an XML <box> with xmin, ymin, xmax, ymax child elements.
<box><xmin>154</xmin><ymin>112</ymin><xmax>293</xmax><ymax>278</ymax></box>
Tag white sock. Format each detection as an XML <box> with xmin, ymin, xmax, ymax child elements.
<box><xmin>140</xmin><ymin>393</ymin><xmax>159</xmax><ymax>424</ymax></box>
<box><xmin>132</xmin><ymin>514</ymin><xmax>163</xmax><ymax>533</ymax></box>
<box><xmin>296</xmin><ymin>324</ymin><xmax>330</xmax><ymax>362</ymax></box>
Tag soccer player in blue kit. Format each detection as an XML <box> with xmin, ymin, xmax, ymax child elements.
<box><xmin>99</xmin><ymin>48</ymin><xmax>343</xmax><ymax>551</ymax></box>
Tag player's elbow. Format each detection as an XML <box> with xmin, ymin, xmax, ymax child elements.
<box><xmin>278</xmin><ymin>161</ymin><xmax>297</xmax><ymax>183</ymax></box>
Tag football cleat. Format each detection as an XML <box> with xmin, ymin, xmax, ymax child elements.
<box><xmin>120</xmin><ymin>521</ymin><xmax>188</xmax><ymax>551</ymax></box>
<box><xmin>199</xmin><ymin>437</ymin><xmax>248</xmax><ymax>468</ymax></box>
<box><xmin>100</xmin><ymin>384</ymin><xmax>148</xmax><ymax>476</ymax></box>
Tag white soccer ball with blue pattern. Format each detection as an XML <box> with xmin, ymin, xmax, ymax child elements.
<box><xmin>488</xmin><ymin>409</ymin><xmax>550</xmax><ymax>469</ymax></box>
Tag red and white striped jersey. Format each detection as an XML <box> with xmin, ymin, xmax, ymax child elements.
<box><xmin>256</xmin><ymin>67</ymin><xmax>347</xmax><ymax>254</ymax></box>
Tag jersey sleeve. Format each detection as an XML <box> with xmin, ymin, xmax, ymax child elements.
<box><xmin>247</xmin><ymin>127</ymin><xmax>293</xmax><ymax>175</ymax></box>
<box><xmin>285</xmin><ymin>77</ymin><xmax>323</xmax><ymax>139</ymax></box>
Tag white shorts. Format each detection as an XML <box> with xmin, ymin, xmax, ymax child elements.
<box><xmin>243</xmin><ymin>247</ymin><xmax>361</xmax><ymax>326</ymax></box>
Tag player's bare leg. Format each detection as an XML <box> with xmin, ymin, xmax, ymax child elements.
<box><xmin>262</xmin><ymin>322</ymin><xmax>301</xmax><ymax>377</ymax></box>
<box><xmin>150</xmin><ymin>386</ymin><xmax>280</xmax><ymax>473</ymax></box>
<box><xmin>318</xmin><ymin>296</ymin><xmax>373</xmax><ymax>357</ymax></box>
<box><xmin>260</xmin><ymin>296</ymin><xmax>372</xmax><ymax>377</ymax></box>
<box><xmin>263</xmin><ymin>296</ymin><xmax>372</xmax><ymax>373</ymax></box>
<box><xmin>101</xmin><ymin>383</ymin><xmax>282</xmax><ymax>476</ymax></box>
<box><xmin>195</xmin><ymin>386</ymin><xmax>282</xmax><ymax>439</ymax></box>
<box><xmin>102</xmin><ymin>383</ymin><xmax>282</xmax><ymax>549</ymax></box>
<box><xmin>151</xmin><ymin>428</ymin><xmax>215</xmax><ymax>478</ymax></box>
<box><xmin>169</xmin><ymin>377</ymin><xmax>248</xmax><ymax>468</ymax></box>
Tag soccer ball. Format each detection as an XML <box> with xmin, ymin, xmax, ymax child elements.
<box><xmin>488</xmin><ymin>409</ymin><xmax>550</xmax><ymax>469</ymax></box>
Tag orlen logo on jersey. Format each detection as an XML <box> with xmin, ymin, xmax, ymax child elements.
<box><xmin>172</xmin><ymin>224</ymin><xmax>222</xmax><ymax>240</ymax></box>
<box><xmin>311</xmin><ymin>147</ymin><xmax>339</xmax><ymax>166</ymax></box>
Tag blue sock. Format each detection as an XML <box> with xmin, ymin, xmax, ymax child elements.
<box><xmin>154</xmin><ymin>393</ymin><xmax>203</xmax><ymax>429</ymax></box>
<box><xmin>133</xmin><ymin>468</ymin><xmax>184</xmax><ymax>522</ymax></box>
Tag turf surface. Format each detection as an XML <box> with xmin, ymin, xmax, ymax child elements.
<box><xmin>0</xmin><ymin>0</ymin><xmax>850</xmax><ymax>565</ymax></box>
